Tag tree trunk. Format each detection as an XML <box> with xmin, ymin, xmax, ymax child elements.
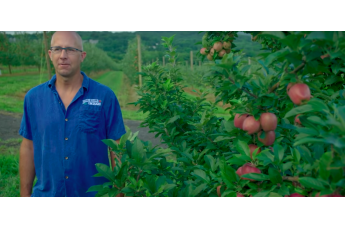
<box><xmin>43</xmin><ymin>31</ymin><xmax>52</xmax><ymax>79</ymax></box>
<box><xmin>8</xmin><ymin>64</ymin><xmax>12</xmax><ymax>74</ymax></box>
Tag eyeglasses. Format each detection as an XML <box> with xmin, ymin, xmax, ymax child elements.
<box><xmin>50</xmin><ymin>46</ymin><xmax>83</xmax><ymax>55</ymax></box>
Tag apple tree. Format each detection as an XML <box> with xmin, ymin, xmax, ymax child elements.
<box><xmin>91</xmin><ymin>32</ymin><xmax>345</xmax><ymax>197</ymax></box>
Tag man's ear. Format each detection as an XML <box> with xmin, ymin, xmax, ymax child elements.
<box><xmin>81</xmin><ymin>52</ymin><xmax>87</xmax><ymax>62</ymax></box>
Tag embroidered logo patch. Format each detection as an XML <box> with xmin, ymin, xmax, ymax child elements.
<box><xmin>82</xmin><ymin>99</ymin><xmax>102</xmax><ymax>106</ymax></box>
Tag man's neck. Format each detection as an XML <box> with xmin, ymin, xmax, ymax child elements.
<box><xmin>55</xmin><ymin>72</ymin><xmax>83</xmax><ymax>93</ymax></box>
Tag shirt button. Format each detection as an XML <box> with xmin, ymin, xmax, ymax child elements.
<box><xmin>65</xmin><ymin>137</ymin><xmax>68</xmax><ymax>141</ymax></box>
<box><xmin>65</xmin><ymin>176</ymin><xmax>69</xmax><ymax>179</ymax></box>
<box><xmin>65</xmin><ymin>157</ymin><xmax>68</xmax><ymax>160</ymax></box>
<box><xmin>65</xmin><ymin>118</ymin><xmax>68</xmax><ymax>121</ymax></box>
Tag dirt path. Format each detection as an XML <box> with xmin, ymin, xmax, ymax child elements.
<box><xmin>0</xmin><ymin>111</ymin><xmax>166</xmax><ymax>148</ymax></box>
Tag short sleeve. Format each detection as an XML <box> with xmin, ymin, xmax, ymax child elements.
<box><xmin>104</xmin><ymin>91</ymin><xmax>126</xmax><ymax>140</ymax></box>
<box><xmin>19</xmin><ymin>95</ymin><xmax>33</xmax><ymax>140</ymax></box>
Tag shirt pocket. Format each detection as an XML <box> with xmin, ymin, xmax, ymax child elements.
<box><xmin>78</xmin><ymin>106</ymin><xmax>102</xmax><ymax>133</ymax></box>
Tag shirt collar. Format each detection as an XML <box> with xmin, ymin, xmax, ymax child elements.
<box><xmin>48</xmin><ymin>71</ymin><xmax>89</xmax><ymax>92</ymax></box>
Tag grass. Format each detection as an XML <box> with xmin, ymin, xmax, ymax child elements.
<box><xmin>0</xmin><ymin>138</ymin><xmax>22</xmax><ymax>197</ymax></box>
<box><xmin>0</xmin><ymin>65</ymin><xmax>39</xmax><ymax>75</ymax></box>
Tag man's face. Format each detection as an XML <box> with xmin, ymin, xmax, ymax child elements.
<box><xmin>48</xmin><ymin>32</ymin><xmax>86</xmax><ymax>78</ymax></box>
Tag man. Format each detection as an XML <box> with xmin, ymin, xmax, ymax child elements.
<box><xmin>19</xmin><ymin>31</ymin><xmax>126</xmax><ymax>197</ymax></box>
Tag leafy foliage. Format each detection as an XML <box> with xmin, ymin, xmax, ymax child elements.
<box><xmin>92</xmin><ymin>32</ymin><xmax>345</xmax><ymax>197</ymax></box>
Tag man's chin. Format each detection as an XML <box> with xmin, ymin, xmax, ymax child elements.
<box><xmin>57</xmin><ymin>70</ymin><xmax>75</xmax><ymax>78</ymax></box>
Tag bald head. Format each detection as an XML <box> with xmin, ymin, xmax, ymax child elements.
<box><xmin>51</xmin><ymin>31</ymin><xmax>83</xmax><ymax>50</ymax></box>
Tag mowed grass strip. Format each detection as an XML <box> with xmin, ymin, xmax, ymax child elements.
<box><xmin>93</xmin><ymin>71</ymin><xmax>123</xmax><ymax>95</ymax></box>
<box><xmin>0</xmin><ymin>71</ymin><xmax>118</xmax><ymax>114</ymax></box>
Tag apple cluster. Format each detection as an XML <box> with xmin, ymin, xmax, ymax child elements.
<box><xmin>234</xmin><ymin>112</ymin><xmax>277</xmax><ymax>147</ymax></box>
<box><xmin>200</xmin><ymin>41</ymin><xmax>232</xmax><ymax>61</ymax></box>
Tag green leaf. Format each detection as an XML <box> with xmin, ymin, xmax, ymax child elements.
<box><xmin>268</xmin><ymin>168</ymin><xmax>283</xmax><ymax>184</ymax></box>
<box><xmin>223</xmin><ymin>119</ymin><xmax>236</xmax><ymax>133</ymax></box>
<box><xmin>269</xmin><ymin>192</ymin><xmax>282</xmax><ymax>197</ymax></box>
<box><xmin>308</xmin><ymin>99</ymin><xmax>329</xmax><ymax>112</ymax></box>
<box><xmin>204</xmin><ymin>155</ymin><xmax>217</xmax><ymax>172</ymax></box>
<box><xmin>235</xmin><ymin>140</ymin><xmax>250</xmax><ymax>158</ymax></box>
<box><xmin>264</xmin><ymin>48</ymin><xmax>290</xmax><ymax>66</ymax></box>
<box><xmin>253</xmin><ymin>190</ymin><xmax>270</xmax><ymax>197</ymax></box>
<box><xmin>283</xmin><ymin>162</ymin><xmax>293</xmax><ymax>171</ymax></box>
<box><xmin>295</xmin><ymin>127</ymin><xmax>319</xmax><ymax>136</ymax></box>
<box><xmin>214</xmin><ymin>136</ymin><xmax>233</xmax><ymax>142</ymax></box>
<box><xmin>92</xmin><ymin>172</ymin><xmax>104</xmax><ymax>177</ymax></box>
<box><xmin>219</xmin><ymin>158</ymin><xmax>237</xmax><ymax>187</ymax></box>
<box><xmin>102</xmin><ymin>139</ymin><xmax>118</xmax><ymax>150</ymax></box>
<box><xmin>284</xmin><ymin>104</ymin><xmax>314</xmax><ymax>118</ymax></box>
<box><xmin>167</xmin><ymin>115</ymin><xmax>180</xmax><ymax>124</ymax></box>
<box><xmin>258</xmin><ymin>60</ymin><xmax>269</xmax><ymax>75</ymax></box>
<box><xmin>192</xmin><ymin>169</ymin><xmax>210</xmax><ymax>183</ymax></box>
<box><xmin>278</xmin><ymin>184</ymin><xmax>290</xmax><ymax>196</ymax></box>
<box><xmin>319</xmin><ymin>151</ymin><xmax>332</xmax><ymax>180</ymax></box>
<box><xmin>148</xmin><ymin>148</ymin><xmax>172</xmax><ymax>160</ymax></box>
<box><xmin>161</xmin><ymin>184</ymin><xmax>176</xmax><ymax>192</ymax></box>
<box><xmin>273</xmin><ymin>143</ymin><xmax>284</xmax><ymax>163</ymax></box>
<box><xmin>119</xmin><ymin>131</ymin><xmax>131</xmax><ymax>149</ymax></box>
<box><xmin>241</xmin><ymin>173</ymin><xmax>270</xmax><ymax>181</ymax></box>
<box><xmin>132</xmin><ymin>138</ymin><xmax>146</xmax><ymax>163</ymax></box>
<box><xmin>307</xmin><ymin>116</ymin><xmax>327</xmax><ymax>127</ymax></box>
<box><xmin>190</xmin><ymin>183</ymin><xmax>207</xmax><ymax>197</ymax></box>
<box><xmin>299</xmin><ymin>177</ymin><xmax>325</xmax><ymax>190</ymax></box>
<box><xmin>294</xmin><ymin>137</ymin><xmax>327</xmax><ymax>146</ymax></box>
<box><xmin>95</xmin><ymin>163</ymin><xmax>115</xmax><ymax>182</ymax></box>
<box><xmin>86</xmin><ymin>185</ymin><xmax>104</xmax><ymax>193</ymax></box>
<box><xmin>221</xmin><ymin>190</ymin><xmax>237</xmax><ymax>197</ymax></box>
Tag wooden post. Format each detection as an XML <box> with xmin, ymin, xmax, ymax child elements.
<box><xmin>137</xmin><ymin>34</ymin><xmax>142</xmax><ymax>88</ymax></box>
<box><xmin>163</xmin><ymin>56</ymin><xmax>165</xmax><ymax>66</ymax></box>
<box><xmin>43</xmin><ymin>31</ymin><xmax>52</xmax><ymax>79</ymax></box>
<box><xmin>190</xmin><ymin>51</ymin><xmax>194</xmax><ymax>71</ymax></box>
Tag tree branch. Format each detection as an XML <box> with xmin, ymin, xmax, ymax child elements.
<box><xmin>268</xmin><ymin>61</ymin><xmax>306</xmax><ymax>93</ymax></box>
<box><xmin>282</xmin><ymin>176</ymin><xmax>299</xmax><ymax>182</ymax></box>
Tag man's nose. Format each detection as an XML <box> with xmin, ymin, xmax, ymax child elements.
<box><xmin>59</xmin><ymin>49</ymin><xmax>68</xmax><ymax>59</ymax></box>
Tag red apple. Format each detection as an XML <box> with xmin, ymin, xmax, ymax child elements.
<box><xmin>260</xmin><ymin>113</ymin><xmax>277</xmax><ymax>131</ymax></box>
<box><xmin>258</xmin><ymin>131</ymin><xmax>276</xmax><ymax>146</ymax></box>
<box><xmin>288</xmin><ymin>193</ymin><xmax>304</xmax><ymax>197</ymax></box>
<box><xmin>218</xmin><ymin>49</ymin><xmax>226</xmax><ymax>57</ymax></box>
<box><xmin>236</xmin><ymin>166</ymin><xmax>243</xmax><ymax>176</ymax></box>
<box><xmin>210</xmin><ymin>48</ymin><xmax>215</xmax><ymax>56</ymax></box>
<box><xmin>286</xmin><ymin>83</ymin><xmax>295</xmax><ymax>94</ymax></box>
<box><xmin>237</xmin><ymin>193</ymin><xmax>245</xmax><ymax>197</ymax></box>
<box><xmin>234</xmin><ymin>114</ymin><xmax>249</xmax><ymax>129</ymax></box>
<box><xmin>223</xmin><ymin>41</ymin><xmax>232</xmax><ymax>49</ymax></box>
<box><xmin>213</xmin><ymin>41</ymin><xmax>223</xmax><ymax>52</ymax></box>
<box><xmin>200</xmin><ymin>48</ymin><xmax>207</xmax><ymax>55</ymax></box>
<box><xmin>288</xmin><ymin>83</ymin><xmax>311</xmax><ymax>105</ymax></box>
<box><xmin>249</xmin><ymin>144</ymin><xmax>261</xmax><ymax>159</ymax></box>
<box><xmin>242</xmin><ymin>116</ymin><xmax>261</xmax><ymax>135</ymax></box>
<box><xmin>240</xmin><ymin>163</ymin><xmax>261</xmax><ymax>181</ymax></box>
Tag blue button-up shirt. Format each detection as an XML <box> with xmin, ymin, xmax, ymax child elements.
<box><xmin>19</xmin><ymin>72</ymin><xmax>126</xmax><ymax>197</ymax></box>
